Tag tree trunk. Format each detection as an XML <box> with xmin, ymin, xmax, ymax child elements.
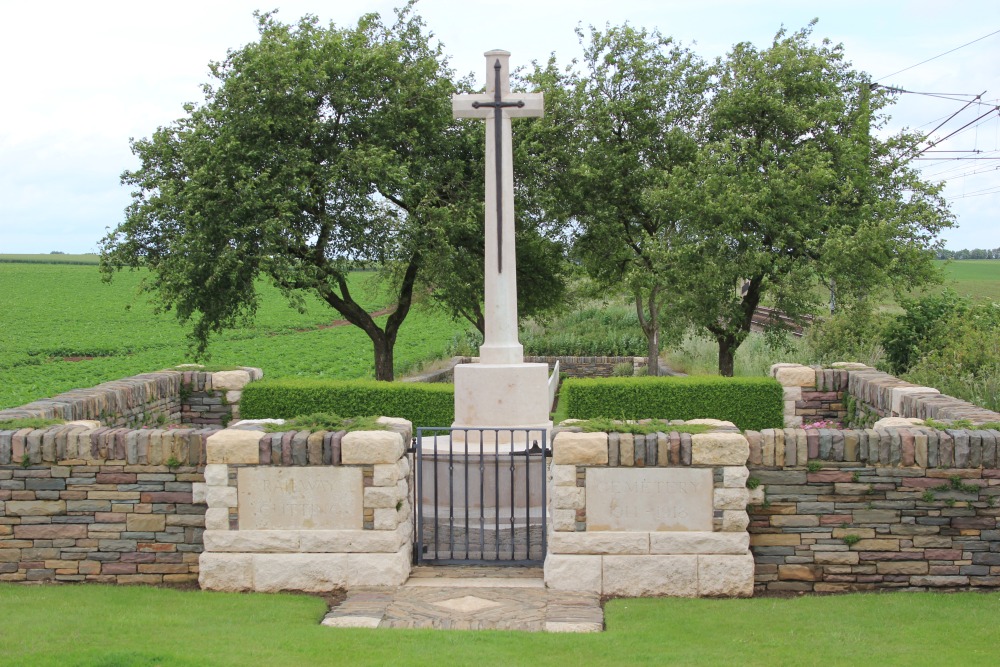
<box><xmin>646</xmin><ymin>327</ymin><xmax>660</xmax><ymax>377</ymax></box>
<box><xmin>717</xmin><ymin>336</ymin><xmax>736</xmax><ymax>377</ymax></box>
<box><xmin>635</xmin><ymin>287</ymin><xmax>661</xmax><ymax>377</ymax></box>
<box><xmin>373</xmin><ymin>333</ymin><xmax>395</xmax><ymax>382</ymax></box>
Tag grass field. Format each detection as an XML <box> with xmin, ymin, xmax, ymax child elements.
<box><xmin>1</xmin><ymin>584</ymin><xmax>998</xmax><ymax>666</ymax></box>
<box><xmin>0</xmin><ymin>260</ymin><xmax>468</xmax><ymax>410</ymax></box>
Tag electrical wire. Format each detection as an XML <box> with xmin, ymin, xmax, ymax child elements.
<box><xmin>875</xmin><ymin>28</ymin><xmax>1000</xmax><ymax>82</ymax></box>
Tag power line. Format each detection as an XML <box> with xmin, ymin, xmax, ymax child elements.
<box><xmin>875</xmin><ymin>28</ymin><xmax>1000</xmax><ymax>82</ymax></box>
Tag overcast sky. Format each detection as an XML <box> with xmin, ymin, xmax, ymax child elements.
<box><xmin>1</xmin><ymin>1</ymin><xmax>998</xmax><ymax>253</ymax></box>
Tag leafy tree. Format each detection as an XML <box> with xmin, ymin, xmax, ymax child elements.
<box><xmin>544</xmin><ymin>25</ymin><xmax>709</xmax><ymax>374</ymax></box>
<box><xmin>649</xmin><ymin>23</ymin><xmax>953</xmax><ymax>375</ymax></box>
<box><xmin>100</xmin><ymin>7</ymin><xmax>475</xmax><ymax>381</ymax></box>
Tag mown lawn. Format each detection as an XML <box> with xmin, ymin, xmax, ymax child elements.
<box><xmin>0</xmin><ymin>262</ymin><xmax>468</xmax><ymax>410</ymax></box>
<box><xmin>1</xmin><ymin>584</ymin><xmax>998</xmax><ymax>666</ymax></box>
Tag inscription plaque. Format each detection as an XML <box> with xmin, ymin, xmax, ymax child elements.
<box><xmin>237</xmin><ymin>467</ymin><xmax>362</xmax><ymax>530</ymax></box>
<box><xmin>586</xmin><ymin>468</ymin><xmax>713</xmax><ymax>531</ymax></box>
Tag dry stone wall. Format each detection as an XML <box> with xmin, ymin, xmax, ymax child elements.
<box><xmin>404</xmin><ymin>356</ymin><xmax>652</xmax><ymax>383</ymax></box>
<box><xmin>747</xmin><ymin>425</ymin><xmax>1000</xmax><ymax>593</ymax></box>
<box><xmin>0</xmin><ymin>367</ymin><xmax>263</xmax><ymax>429</ymax></box>
<box><xmin>0</xmin><ymin>424</ymin><xmax>212</xmax><ymax>584</ymax></box>
<box><xmin>773</xmin><ymin>362</ymin><xmax>1000</xmax><ymax>428</ymax></box>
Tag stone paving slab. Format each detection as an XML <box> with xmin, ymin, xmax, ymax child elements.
<box><xmin>322</xmin><ymin>566</ymin><xmax>603</xmax><ymax>633</ymax></box>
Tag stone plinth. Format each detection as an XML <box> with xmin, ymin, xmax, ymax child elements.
<box><xmin>453</xmin><ymin>363</ymin><xmax>552</xmax><ymax>435</ymax></box>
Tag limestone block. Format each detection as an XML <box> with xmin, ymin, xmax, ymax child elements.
<box><xmin>206</xmin><ymin>486</ymin><xmax>238</xmax><ymax>509</ymax></box>
<box><xmin>602</xmin><ymin>555</ymin><xmax>698</xmax><ymax>597</ymax></box>
<box><xmin>374</xmin><ymin>508</ymin><xmax>399</xmax><ymax>530</ymax></box>
<box><xmin>785</xmin><ymin>415</ymin><xmax>803</xmax><ymax>428</ymax></box>
<box><xmin>342</xmin><ymin>431</ymin><xmax>404</xmax><ymax>465</ymax></box>
<box><xmin>364</xmin><ymin>486</ymin><xmax>400</xmax><ymax>509</ymax></box>
<box><xmin>346</xmin><ymin>547</ymin><xmax>410</xmax><ymax>587</ymax></box>
<box><xmin>683</xmin><ymin>419</ymin><xmax>737</xmax><ymax>429</ymax></box>
<box><xmin>782</xmin><ymin>386</ymin><xmax>803</xmax><ymax>402</ymax></box>
<box><xmin>205</xmin><ymin>508</ymin><xmax>230</xmax><ymax>531</ymax></box>
<box><xmin>552</xmin><ymin>432</ymin><xmax>608</xmax><ymax>465</ymax></box>
<box><xmin>552</xmin><ymin>509</ymin><xmax>576</xmax><ymax>531</ymax></box>
<box><xmin>373</xmin><ymin>463</ymin><xmax>400</xmax><ymax>487</ymax></box>
<box><xmin>67</xmin><ymin>420</ymin><xmax>101</xmax><ymax>429</ymax></box>
<box><xmin>723</xmin><ymin>466</ymin><xmax>749</xmax><ymax>488</ymax></box>
<box><xmin>772</xmin><ymin>364</ymin><xmax>816</xmax><ymax>387</ymax></box>
<box><xmin>552</xmin><ymin>464</ymin><xmax>577</xmax><ymax>487</ymax></box>
<box><xmin>553</xmin><ymin>486</ymin><xmax>586</xmax><ymax>510</ymax></box>
<box><xmin>747</xmin><ymin>487</ymin><xmax>765</xmax><ymax>505</ymax></box>
<box><xmin>544</xmin><ymin>554</ymin><xmax>602</xmax><ymax>593</ymax></box>
<box><xmin>206</xmin><ymin>430</ymin><xmax>261</xmax><ymax>465</ymax></box>
<box><xmin>192</xmin><ymin>482</ymin><xmax>207</xmax><ymax>505</ymax></box>
<box><xmin>873</xmin><ymin>417</ymin><xmax>924</xmax><ymax>429</ymax></box>
<box><xmin>691</xmin><ymin>432</ymin><xmax>749</xmax><ymax>466</ymax></box>
<box><xmin>297</xmin><ymin>527</ymin><xmax>407</xmax><ymax>553</ymax></box>
<box><xmin>225</xmin><ymin>390</ymin><xmax>242</xmax><ymax>405</ymax></box>
<box><xmin>252</xmin><ymin>553</ymin><xmax>348</xmax><ymax>592</ymax></box>
<box><xmin>722</xmin><ymin>510</ymin><xmax>750</xmax><ymax>532</ymax></box>
<box><xmin>714</xmin><ymin>488</ymin><xmax>749</xmax><ymax>511</ymax></box>
<box><xmin>199</xmin><ymin>553</ymin><xmax>252</xmax><ymax>591</ymax></box>
<box><xmin>212</xmin><ymin>370</ymin><xmax>252</xmax><ymax>391</ymax></box>
<box><xmin>697</xmin><ymin>553</ymin><xmax>754</xmax><ymax>597</ymax></box>
<box><xmin>549</xmin><ymin>532</ymin><xmax>649</xmax><ymax>555</ymax></box>
<box><xmin>649</xmin><ymin>531</ymin><xmax>749</xmax><ymax>555</ymax></box>
<box><xmin>397</xmin><ymin>455</ymin><xmax>411</xmax><ymax>480</ymax></box>
<box><xmin>203</xmin><ymin>530</ymin><xmax>300</xmax><ymax>553</ymax></box>
<box><xmin>889</xmin><ymin>386</ymin><xmax>939</xmax><ymax>416</ymax></box>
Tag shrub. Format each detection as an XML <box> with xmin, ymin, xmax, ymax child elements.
<box><xmin>241</xmin><ymin>379</ymin><xmax>454</xmax><ymax>427</ymax></box>
<box><xmin>882</xmin><ymin>290</ymin><xmax>969</xmax><ymax>375</ymax></box>
<box><xmin>561</xmin><ymin>376</ymin><xmax>783</xmax><ymax>431</ymax></box>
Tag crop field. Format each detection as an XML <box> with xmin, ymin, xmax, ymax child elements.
<box><xmin>934</xmin><ymin>259</ymin><xmax>1000</xmax><ymax>302</ymax></box>
<box><xmin>0</xmin><ymin>259</ymin><xmax>468</xmax><ymax>410</ymax></box>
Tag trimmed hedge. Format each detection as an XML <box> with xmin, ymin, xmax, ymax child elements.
<box><xmin>561</xmin><ymin>376</ymin><xmax>783</xmax><ymax>431</ymax></box>
<box><xmin>241</xmin><ymin>379</ymin><xmax>455</xmax><ymax>427</ymax></box>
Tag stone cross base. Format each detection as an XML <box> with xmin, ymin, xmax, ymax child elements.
<box><xmin>452</xmin><ymin>363</ymin><xmax>553</xmax><ymax>439</ymax></box>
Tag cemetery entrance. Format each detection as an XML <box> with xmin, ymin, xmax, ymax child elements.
<box><xmin>413</xmin><ymin>427</ymin><xmax>549</xmax><ymax>565</ymax></box>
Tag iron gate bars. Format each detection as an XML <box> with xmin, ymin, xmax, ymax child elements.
<box><xmin>414</xmin><ymin>427</ymin><xmax>549</xmax><ymax>565</ymax></box>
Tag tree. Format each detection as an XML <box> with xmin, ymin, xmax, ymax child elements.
<box><xmin>546</xmin><ymin>25</ymin><xmax>709</xmax><ymax>374</ymax></box>
<box><xmin>100</xmin><ymin>7</ymin><xmax>475</xmax><ymax>380</ymax></box>
<box><xmin>650</xmin><ymin>23</ymin><xmax>953</xmax><ymax>375</ymax></box>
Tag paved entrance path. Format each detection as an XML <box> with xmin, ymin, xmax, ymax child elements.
<box><xmin>322</xmin><ymin>566</ymin><xmax>603</xmax><ymax>632</ymax></box>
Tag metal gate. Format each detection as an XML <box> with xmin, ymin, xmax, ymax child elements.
<box><xmin>413</xmin><ymin>427</ymin><xmax>549</xmax><ymax>565</ymax></box>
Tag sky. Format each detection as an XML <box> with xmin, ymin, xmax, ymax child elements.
<box><xmin>1</xmin><ymin>1</ymin><xmax>998</xmax><ymax>254</ymax></box>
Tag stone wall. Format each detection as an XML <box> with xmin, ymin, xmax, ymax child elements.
<box><xmin>748</xmin><ymin>425</ymin><xmax>1000</xmax><ymax>593</ymax></box>
<box><xmin>545</xmin><ymin>421</ymin><xmax>754</xmax><ymax>597</ymax></box>
<box><xmin>198</xmin><ymin>419</ymin><xmax>414</xmax><ymax>592</ymax></box>
<box><xmin>773</xmin><ymin>363</ymin><xmax>1000</xmax><ymax>428</ymax></box>
<box><xmin>404</xmin><ymin>356</ymin><xmax>653</xmax><ymax>383</ymax></box>
<box><xmin>0</xmin><ymin>424</ymin><xmax>212</xmax><ymax>584</ymax></box>
<box><xmin>0</xmin><ymin>367</ymin><xmax>263</xmax><ymax>429</ymax></box>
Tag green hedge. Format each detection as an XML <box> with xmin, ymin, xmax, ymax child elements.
<box><xmin>241</xmin><ymin>379</ymin><xmax>455</xmax><ymax>427</ymax></box>
<box><xmin>561</xmin><ymin>376</ymin><xmax>783</xmax><ymax>431</ymax></box>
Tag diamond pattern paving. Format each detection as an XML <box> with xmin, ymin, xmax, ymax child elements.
<box><xmin>322</xmin><ymin>566</ymin><xmax>603</xmax><ymax>632</ymax></box>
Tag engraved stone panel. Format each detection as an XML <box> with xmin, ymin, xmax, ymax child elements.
<box><xmin>586</xmin><ymin>468</ymin><xmax>712</xmax><ymax>531</ymax></box>
<box><xmin>238</xmin><ymin>468</ymin><xmax>362</xmax><ymax>530</ymax></box>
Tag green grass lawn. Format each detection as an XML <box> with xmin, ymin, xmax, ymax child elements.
<box><xmin>0</xmin><ymin>261</ymin><xmax>468</xmax><ymax>410</ymax></box>
<box><xmin>1</xmin><ymin>585</ymin><xmax>998</xmax><ymax>666</ymax></box>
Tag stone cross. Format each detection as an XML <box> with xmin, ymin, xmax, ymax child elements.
<box><xmin>452</xmin><ymin>50</ymin><xmax>543</xmax><ymax>366</ymax></box>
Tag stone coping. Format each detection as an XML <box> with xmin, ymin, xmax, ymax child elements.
<box><xmin>771</xmin><ymin>363</ymin><xmax>1000</xmax><ymax>426</ymax></box>
<box><xmin>746</xmin><ymin>426</ymin><xmax>1000</xmax><ymax>468</ymax></box>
